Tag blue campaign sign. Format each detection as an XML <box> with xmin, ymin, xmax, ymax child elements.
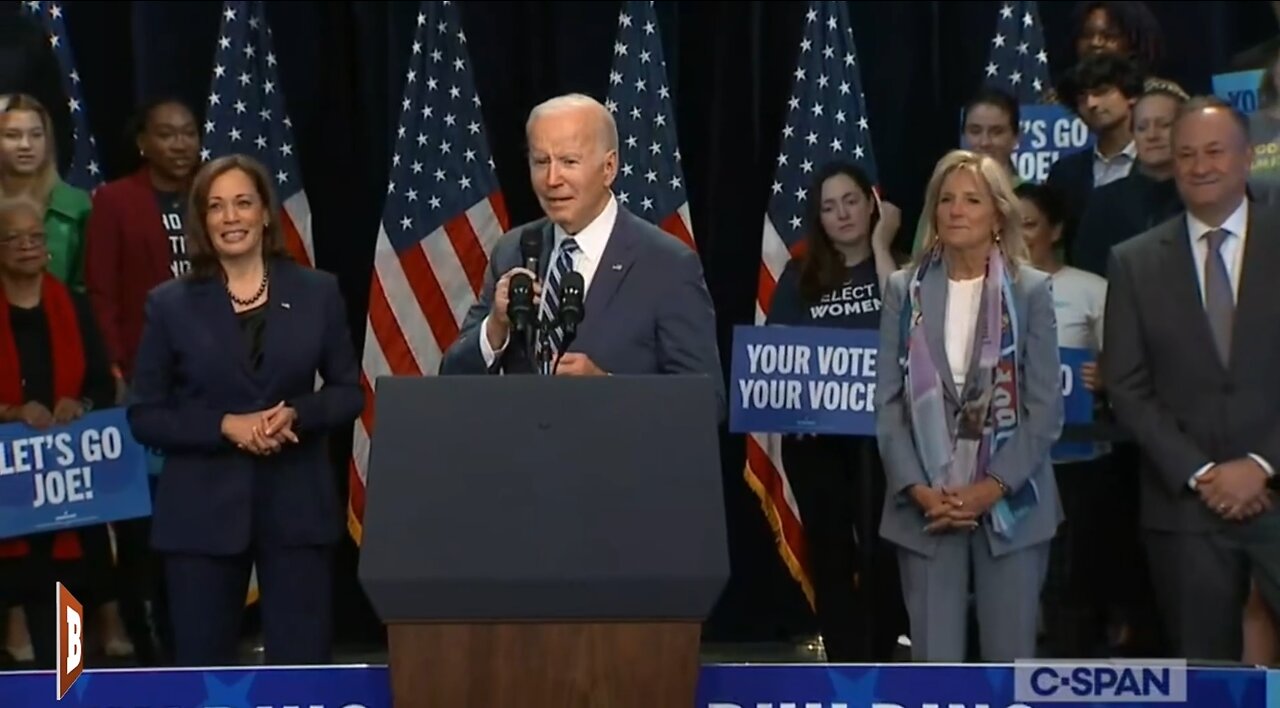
<box><xmin>1012</xmin><ymin>104</ymin><xmax>1094</xmax><ymax>184</ymax></box>
<box><xmin>1059</xmin><ymin>346</ymin><xmax>1095</xmax><ymax>424</ymax></box>
<box><xmin>729</xmin><ymin>325</ymin><xmax>879</xmax><ymax>437</ymax></box>
<box><xmin>0</xmin><ymin>407</ymin><xmax>151</xmax><ymax>540</ymax></box>
<box><xmin>1214</xmin><ymin>70</ymin><xmax>1265</xmax><ymax>116</ymax></box>
<box><xmin>959</xmin><ymin>103</ymin><xmax>1094</xmax><ymax>184</ymax></box>
<box><xmin>1053</xmin><ymin>346</ymin><xmax>1097</xmax><ymax>462</ymax></box>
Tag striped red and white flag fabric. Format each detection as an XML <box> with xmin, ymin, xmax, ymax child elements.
<box><xmin>604</xmin><ymin>0</ymin><xmax>695</xmax><ymax>247</ymax></box>
<box><xmin>203</xmin><ymin>0</ymin><xmax>313</xmax><ymax>269</ymax></box>
<box><xmin>347</xmin><ymin>0</ymin><xmax>510</xmax><ymax>543</ymax></box>
<box><xmin>748</xmin><ymin>0</ymin><xmax>880</xmax><ymax>608</ymax></box>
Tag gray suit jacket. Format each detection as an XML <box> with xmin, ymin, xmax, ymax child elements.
<box><xmin>875</xmin><ymin>262</ymin><xmax>1065</xmax><ymax>558</ymax></box>
<box><xmin>1104</xmin><ymin>201</ymin><xmax>1280</xmax><ymax>532</ymax></box>
<box><xmin>438</xmin><ymin>206</ymin><xmax>726</xmax><ymax>417</ymax></box>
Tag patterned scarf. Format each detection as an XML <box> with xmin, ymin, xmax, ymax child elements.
<box><xmin>899</xmin><ymin>246</ymin><xmax>1038</xmax><ymax>538</ymax></box>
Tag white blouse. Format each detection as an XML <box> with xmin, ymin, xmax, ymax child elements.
<box><xmin>945</xmin><ymin>276</ymin><xmax>984</xmax><ymax>391</ymax></box>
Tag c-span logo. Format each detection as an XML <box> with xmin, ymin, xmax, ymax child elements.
<box><xmin>1014</xmin><ymin>659</ymin><xmax>1188</xmax><ymax>702</ymax></box>
<box><xmin>56</xmin><ymin>582</ymin><xmax>83</xmax><ymax>700</ymax></box>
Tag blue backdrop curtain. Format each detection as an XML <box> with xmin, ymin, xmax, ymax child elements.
<box><xmin>53</xmin><ymin>0</ymin><xmax>1280</xmax><ymax>646</ymax></box>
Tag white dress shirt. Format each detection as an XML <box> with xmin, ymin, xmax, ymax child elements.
<box><xmin>1187</xmin><ymin>197</ymin><xmax>1249</xmax><ymax>305</ymax></box>
<box><xmin>480</xmin><ymin>194</ymin><xmax>619</xmax><ymax>367</ymax></box>
<box><xmin>1093</xmin><ymin>140</ymin><xmax>1137</xmax><ymax>187</ymax></box>
<box><xmin>944</xmin><ymin>276</ymin><xmax>984</xmax><ymax>392</ymax></box>
<box><xmin>1183</xmin><ymin>197</ymin><xmax>1277</xmax><ymax>487</ymax></box>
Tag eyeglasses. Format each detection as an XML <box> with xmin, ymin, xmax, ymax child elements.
<box><xmin>0</xmin><ymin>231</ymin><xmax>46</xmax><ymax>247</ymax></box>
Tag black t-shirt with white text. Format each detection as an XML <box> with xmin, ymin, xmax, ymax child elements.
<box><xmin>156</xmin><ymin>189</ymin><xmax>191</xmax><ymax>279</ymax></box>
<box><xmin>767</xmin><ymin>256</ymin><xmax>882</xmax><ymax>330</ymax></box>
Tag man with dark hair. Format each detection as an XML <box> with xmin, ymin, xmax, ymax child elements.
<box><xmin>0</xmin><ymin>7</ymin><xmax>72</xmax><ymax>177</ymax></box>
<box><xmin>1047</xmin><ymin>52</ymin><xmax>1146</xmax><ymax>258</ymax></box>
<box><xmin>1104</xmin><ymin>94</ymin><xmax>1280</xmax><ymax>661</ymax></box>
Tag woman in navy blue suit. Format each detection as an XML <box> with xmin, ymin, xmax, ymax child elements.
<box><xmin>126</xmin><ymin>154</ymin><xmax>363</xmax><ymax>666</ymax></box>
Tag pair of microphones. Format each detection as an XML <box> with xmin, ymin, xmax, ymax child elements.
<box><xmin>507</xmin><ymin>229</ymin><xmax>584</xmax><ymax>371</ymax></box>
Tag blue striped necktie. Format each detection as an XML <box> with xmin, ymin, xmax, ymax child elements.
<box><xmin>1202</xmin><ymin>228</ymin><xmax>1234</xmax><ymax>366</ymax></box>
<box><xmin>538</xmin><ymin>238</ymin><xmax>580</xmax><ymax>374</ymax></box>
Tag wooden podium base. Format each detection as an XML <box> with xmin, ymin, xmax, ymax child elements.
<box><xmin>386</xmin><ymin>621</ymin><xmax>702</xmax><ymax>708</ymax></box>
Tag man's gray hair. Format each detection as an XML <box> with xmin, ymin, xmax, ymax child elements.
<box><xmin>0</xmin><ymin>194</ymin><xmax>44</xmax><ymax>229</ymax></box>
<box><xmin>526</xmin><ymin>93</ymin><xmax>619</xmax><ymax>153</ymax></box>
<box><xmin>1174</xmin><ymin>94</ymin><xmax>1251</xmax><ymax>146</ymax></box>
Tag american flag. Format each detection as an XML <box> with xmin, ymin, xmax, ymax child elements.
<box><xmin>22</xmin><ymin>1</ymin><xmax>100</xmax><ymax>191</ymax></box>
<box><xmin>604</xmin><ymin>0</ymin><xmax>694</xmax><ymax>248</ymax></box>
<box><xmin>747</xmin><ymin>0</ymin><xmax>879</xmax><ymax>609</ymax></box>
<box><xmin>347</xmin><ymin>0</ymin><xmax>509</xmax><ymax>543</ymax></box>
<box><xmin>983</xmin><ymin>0</ymin><xmax>1051</xmax><ymax>103</ymax></box>
<box><xmin>203</xmin><ymin>1</ymin><xmax>314</xmax><ymax>269</ymax></box>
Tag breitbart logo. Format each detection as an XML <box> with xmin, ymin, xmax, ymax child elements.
<box><xmin>56</xmin><ymin>582</ymin><xmax>83</xmax><ymax>700</ymax></box>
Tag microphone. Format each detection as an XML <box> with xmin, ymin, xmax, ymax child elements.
<box><xmin>520</xmin><ymin>228</ymin><xmax>542</xmax><ymax>274</ymax></box>
<box><xmin>506</xmin><ymin>229</ymin><xmax>543</xmax><ymax>335</ymax></box>
<box><xmin>558</xmin><ymin>271</ymin><xmax>586</xmax><ymax>350</ymax></box>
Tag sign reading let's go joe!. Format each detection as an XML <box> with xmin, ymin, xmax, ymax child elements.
<box><xmin>730</xmin><ymin>325</ymin><xmax>879</xmax><ymax>436</ymax></box>
<box><xmin>0</xmin><ymin>408</ymin><xmax>152</xmax><ymax>540</ymax></box>
<box><xmin>958</xmin><ymin>104</ymin><xmax>1096</xmax><ymax>185</ymax></box>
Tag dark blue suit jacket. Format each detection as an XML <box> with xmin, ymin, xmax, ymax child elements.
<box><xmin>126</xmin><ymin>257</ymin><xmax>363</xmax><ymax>555</ymax></box>
<box><xmin>439</xmin><ymin>206</ymin><xmax>726</xmax><ymax>415</ymax></box>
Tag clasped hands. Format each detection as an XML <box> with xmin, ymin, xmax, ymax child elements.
<box><xmin>221</xmin><ymin>402</ymin><xmax>299</xmax><ymax>456</ymax></box>
<box><xmin>1</xmin><ymin>398</ymin><xmax>87</xmax><ymax>429</ymax></box>
<box><xmin>911</xmin><ymin>479</ymin><xmax>1005</xmax><ymax>534</ymax></box>
<box><xmin>1197</xmin><ymin>458</ymin><xmax>1273</xmax><ymax>522</ymax></box>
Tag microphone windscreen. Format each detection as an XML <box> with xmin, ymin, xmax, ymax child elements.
<box><xmin>562</xmin><ymin>271</ymin><xmax>585</xmax><ymax>296</ymax></box>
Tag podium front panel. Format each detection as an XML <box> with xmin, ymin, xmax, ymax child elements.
<box><xmin>358</xmin><ymin>374</ymin><xmax>729</xmax><ymax>623</ymax></box>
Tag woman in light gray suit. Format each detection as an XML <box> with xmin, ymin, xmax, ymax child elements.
<box><xmin>876</xmin><ymin>149</ymin><xmax>1064</xmax><ymax>662</ymax></box>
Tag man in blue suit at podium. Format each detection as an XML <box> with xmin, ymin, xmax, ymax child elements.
<box><xmin>440</xmin><ymin>93</ymin><xmax>725</xmax><ymax>413</ymax></box>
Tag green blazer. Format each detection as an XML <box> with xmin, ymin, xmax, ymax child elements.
<box><xmin>45</xmin><ymin>180</ymin><xmax>92</xmax><ymax>292</ymax></box>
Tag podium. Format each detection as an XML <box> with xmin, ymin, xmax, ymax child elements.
<box><xmin>357</xmin><ymin>374</ymin><xmax>729</xmax><ymax>708</ymax></box>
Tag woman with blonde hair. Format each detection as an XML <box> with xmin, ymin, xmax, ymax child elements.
<box><xmin>876</xmin><ymin>149</ymin><xmax>1064</xmax><ymax>661</ymax></box>
<box><xmin>0</xmin><ymin>93</ymin><xmax>127</xmax><ymax>663</ymax></box>
<box><xmin>0</xmin><ymin>93</ymin><xmax>91</xmax><ymax>292</ymax></box>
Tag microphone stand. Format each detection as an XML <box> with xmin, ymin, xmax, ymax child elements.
<box><xmin>523</xmin><ymin>318</ymin><xmax>541</xmax><ymax>375</ymax></box>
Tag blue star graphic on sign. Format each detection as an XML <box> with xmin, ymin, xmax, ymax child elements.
<box><xmin>202</xmin><ymin>672</ymin><xmax>255</xmax><ymax>708</ymax></box>
<box><xmin>827</xmin><ymin>665</ymin><xmax>880</xmax><ymax>704</ymax></box>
